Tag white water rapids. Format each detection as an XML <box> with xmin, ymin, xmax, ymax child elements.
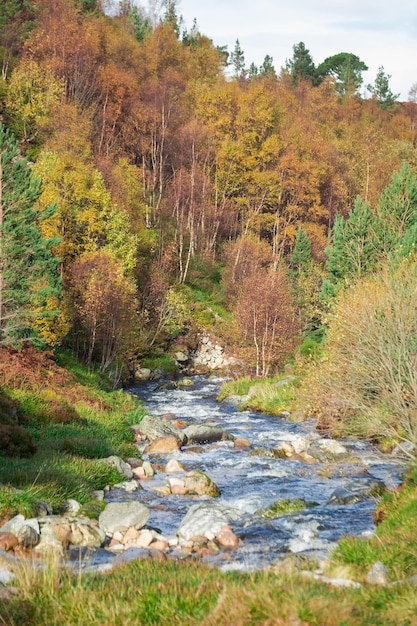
<box><xmin>107</xmin><ymin>375</ymin><xmax>405</xmax><ymax>571</ymax></box>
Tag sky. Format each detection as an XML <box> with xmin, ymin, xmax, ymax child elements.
<box><xmin>177</xmin><ymin>0</ymin><xmax>417</xmax><ymax>101</ymax></box>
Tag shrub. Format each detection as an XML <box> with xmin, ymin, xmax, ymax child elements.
<box><xmin>304</xmin><ymin>259</ymin><xmax>417</xmax><ymax>454</ymax></box>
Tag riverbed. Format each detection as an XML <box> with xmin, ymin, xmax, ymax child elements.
<box><xmin>111</xmin><ymin>375</ymin><xmax>406</xmax><ymax>571</ymax></box>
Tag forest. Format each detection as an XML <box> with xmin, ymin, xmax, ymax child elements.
<box><xmin>1</xmin><ymin>0</ymin><xmax>417</xmax><ymax>449</ymax></box>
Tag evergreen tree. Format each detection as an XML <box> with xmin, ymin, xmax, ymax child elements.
<box><xmin>230</xmin><ymin>39</ymin><xmax>246</xmax><ymax>81</ymax></box>
<box><xmin>286</xmin><ymin>42</ymin><xmax>316</xmax><ymax>86</ymax></box>
<box><xmin>0</xmin><ymin>123</ymin><xmax>60</xmax><ymax>342</ymax></box>
<box><xmin>316</xmin><ymin>52</ymin><xmax>368</xmax><ymax>98</ymax></box>
<box><xmin>376</xmin><ymin>163</ymin><xmax>417</xmax><ymax>255</ymax></box>
<box><xmin>367</xmin><ymin>66</ymin><xmax>399</xmax><ymax>109</ymax></box>
<box><xmin>290</xmin><ymin>227</ymin><xmax>312</xmax><ymax>272</ymax></box>
<box><xmin>321</xmin><ymin>198</ymin><xmax>379</xmax><ymax>303</ymax></box>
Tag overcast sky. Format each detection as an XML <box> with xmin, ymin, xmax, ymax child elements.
<box><xmin>177</xmin><ymin>0</ymin><xmax>417</xmax><ymax>101</ymax></box>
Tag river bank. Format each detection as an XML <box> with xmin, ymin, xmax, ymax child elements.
<box><xmin>0</xmin><ymin>350</ymin><xmax>417</xmax><ymax>624</ymax></box>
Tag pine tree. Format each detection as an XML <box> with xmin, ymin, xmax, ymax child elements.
<box><xmin>321</xmin><ymin>198</ymin><xmax>379</xmax><ymax>303</ymax></box>
<box><xmin>0</xmin><ymin>123</ymin><xmax>60</xmax><ymax>342</ymax></box>
<box><xmin>290</xmin><ymin>227</ymin><xmax>312</xmax><ymax>272</ymax></box>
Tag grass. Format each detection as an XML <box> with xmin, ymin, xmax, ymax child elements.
<box><xmin>0</xmin><ymin>350</ymin><xmax>145</xmax><ymax>516</ymax></box>
<box><xmin>1</xmin><ymin>349</ymin><xmax>417</xmax><ymax>624</ymax></box>
<box><xmin>2</xmin><ymin>533</ymin><xmax>417</xmax><ymax>625</ymax></box>
<box><xmin>217</xmin><ymin>375</ymin><xmax>299</xmax><ymax>416</ymax></box>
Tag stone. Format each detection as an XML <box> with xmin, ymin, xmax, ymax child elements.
<box><xmin>134</xmin><ymin>368</ymin><xmax>151</xmax><ymax>381</ymax></box>
<box><xmin>142</xmin><ymin>461</ymin><xmax>155</xmax><ymax>477</ymax></box>
<box><xmin>183</xmin><ymin>424</ymin><xmax>234</xmax><ymax>445</ymax></box>
<box><xmin>307</xmin><ymin>439</ymin><xmax>349</xmax><ymax>462</ymax></box>
<box><xmin>134</xmin><ymin>529</ymin><xmax>154</xmax><ymax>548</ymax></box>
<box><xmin>0</xmin><ymin>515</ymin><xmax>25</xmax><ymax>536</ymax></box>
<box><xmin>234</xmin><ymin>438</ymin><xmax>251</xmax><ymax>450</ymax></box>
<box><xmin>328</xmin><ymin>479</ymin><xmax>386</xmax><ymax>505</ymax></box>
<box><xmin>248</xmin><ymin>447</ymin><xmax>286</xmax><ymax>459</ymax></box>
<box><xmin>144</xmin><ymin>436</ymin><xmax>182</xmax><ymax>455</ymax></box>
<box><xmin>113</xmin><ymin>479</ymin><xmax>141</xmax><ymax>493</ymax></box>
<box><xmin>126</xmin><ymin>458</ymin><xmax>142</xmax><ymax>469</ymax></box>
<box><xmin>150</xmin><ymin>540</ymin><xmax>169</xmax><ymax>551</ymax></box>
<box><xmin>17</xmin><ymin>524</ymin><xmax>40</xmax><ymax>549</ymax></box>
<box><xmin>174</xmin><ymin>352</ymin><xmax>189</xmax><ymax>363</ymax></box>
<box><xmin>33</xmin><ymin>535</ymin><xmax>64</xmax><ymax>557</ymax></box>
<box><xmin>98</xmin><ymin>501</ymin><xmax>149</xmax><ymax>535</ymax></box>
<box><xmin>177</xmin><ymin>502</ymin><xmax>242</xmax><ymax>541</ymax></box>
<box><xmin>38</xmin><ymin>516</ymin><xmax>105</xmax><ymax>548</ymax></box>
<box><xmin>98</xmin><ymin>456</ymin><xmax>133</xmax><ymax>479</ymax></box>
<box><xmin>177</xmin><ymin>377</ymin><xmax>194</xmax><ymax>386</ymax></box>
<box><xmin>165</xmin><ymin>459</ymin><xmax>185</xmax><ymax>473</ymax></box>
<box><xmin>121</xmin><ymin>526</ymin><xmax>140</xmax><ymax>544</ymax></box>
<box><xmin>366</xmin><ymin>561</ymin><xmax>390</xmax><ymax>585</ymax></box>
<box><xmin>0</xmin><ymin>569</ymin><xmax>15</xmax><ymax>585</ymax></box>
<box><xmin>34</xmin><ymin>500</ymin><xmax>53</xmax><ymax>516</ymax></box>
<box><xmin>216</xmin><ymin>527</ymin><xmax>239</xmax><ymax>549</ymax></box>
<box><xmin>281</xmin><ymin>442</ymin><xmax>295</xmax><ymax>456</ymax></box>
<box><xmin>91</xmin><ymin>490</ymin><xmax>105</xmax><ymax>501</ymax></box>
<box><xmin>60</xmin><ymin>499</ymin><xmax>81</xmax><ymax>515</ymax></box>
<box><xmin>132</xmin><ymin>414</ymin><xmax>187</xmax><ymax>445</ymax></box>
<box><xmin>132</xmin><ymin>466</ymin><xmax>146</xmax><ymax>479</ymax></box>
<box><xmin>0</xmin><ymin>532</ymin><xmax>18</xmax><ymax>552</ymax></box>
<box><xmin>183</xmin><ymin>470</ymin><xmax>220</xmax><ymax>497</ymax></box>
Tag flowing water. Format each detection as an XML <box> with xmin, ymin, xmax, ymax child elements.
<box><xmin>110</xmin><ymin>375</ymin><xmax>405</xmax><ymax>571</ymax></box>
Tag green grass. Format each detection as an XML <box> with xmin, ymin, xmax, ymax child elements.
<box><xmin>0</xmin><ymin>355</ymin><xmax>145</xmax><ymax>515</ymax></box>
<box><xmin>217</xmin><ymin>375</ymin><xmax>299</xmax><ymax>416</ymax></box>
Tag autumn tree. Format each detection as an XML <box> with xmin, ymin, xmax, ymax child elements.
<box><xmin>67</xmin><ymin>250</ymin><xmax>138</xmax><ymax>374</ymax></box>
<box><xmin>0</xmin><ymin>123</ymin><xmax>60</xmax><ymax>343</ymax></box>
<box><xmin>235</xmin><ymin>267</ymin><xmax>299</xmax><ymax>376</ymax></box>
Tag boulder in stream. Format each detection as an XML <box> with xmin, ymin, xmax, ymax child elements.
<box><xmin>99</xmin><ymin>501</ymin><xmax>150</xmax><ymax>535</ymax></box>
<box><xmin>177</xmin><ymin>502</ymin><xmax>242</xmax><ymax>541</ymax></box>
<box><xmin>132</xmin><ymin>414</ymin><xmax>187</xmax><ymax>446</ymax></box>
<box><xmin>183</xmin><ymin>424</ymin><xmax>235</xmax><ymax>445</ymax></box>
<box><xmin>307</xmin><ymin>439</ymin><xmax>349</xmax><ymax>463</ymax></box>
<box><xmin>328</xmin><ymin>478</ymin><xmax>386</xmax><ymax>505</ymax></box>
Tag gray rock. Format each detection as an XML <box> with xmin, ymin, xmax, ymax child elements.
<box><xmin>142</xmin><ymin>461</ymin><xmax>154</xmax><ymax>477</ymax></box>
<box><xmin>60</xmin><ymin>499</ymin><xmax>81</xmax><ymax>515</ymax></box>
<box><xmin>183</xmin><ymin>424</ymin><xmax>234</xmax><ymax>445</ymax></box>
<box><xmin>366</xmin><ymin>561</ymin><xmax>389</xmax><ymax>585</ymax></box>
<box><xmin>328</xmin><ymin>478</ymin><xmax>386</xmax><ymax>505</ymax></box>
<box><xmin>177</xmin><ymin>502</ymin><xmax>241</xmax><ymax>541</ymax></box>
<box><xmin>0</xmin><ymin>514</ymin><xmax>25</xmax><ymax>536</ymax></box>
<box><xmin>98</xmin><ymin>501</ymin><xmax>149</xmax><ymax>535</ymax></box>
<box><xmin>132</xmin><ymin>414</ymin><xmax>187</xmax><ymax>446</ymax></box>
<box><xmin>220</xmin><ymin>395</ymin><xmax>249</xmax><ymax>408</ymax></box>
<box><xmin>34</xmin><ymin>500</ymin><xmax>53</xmax><ymax>516</ymax></box>
<box><xmin>149</xmin><ymin>368</ymin><xmax>166</xmax><ymax>380</ymax></box>
<box><xmin>38</xmin><ymin>516</ymin><xmax>105</xmax><ymax>548</ymax></box>
<box><xmin>99</xmin><ymin>455</ymin><xmax>133</xmax><ymax>479</ymax></box>
<box><xmin>0</xmin><ymin>569</ymin><xmax>15</xmax><ymax>585</ymax></box>
<box><xmin>112</xmin><ymin>479</ymin><xmax>142</xmax><ymax>493</ymax></box>
<box><xmin>248</xmin><ymin>447</ymin><xmax>286</xmax><ymax>459</ymax></box>
<box><xmin>91</xmin><ymin>490</ymin><xmax>105</xmax><ymax>501</ymax></box>
<box><xmin>307</xmin><ymin>439</ymin><xmax>349</xmax><ymax>462</ymax></box>
<box><xmin>17</xmin><ymin>524</ymin><xmax>40</xmax><ymax>548</ymax></box>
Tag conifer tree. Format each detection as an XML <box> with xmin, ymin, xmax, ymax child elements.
<box><xmin>0</xmin><ymin>123</ymin><xmax>60</xmax><ymax>342</ymax></box>
<box><xmin>321</xmin><ymin>198</ymin><xmax>379</xmax><ymax>303</ymax></box>
<box><xmin>290</xmin><ymin>227</ymin><xmax>312</xmax><ymax>272</ymax></box>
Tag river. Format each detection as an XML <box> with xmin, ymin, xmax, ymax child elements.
<box><xmin>110</xmin><ymin>375</ymin><xmax>405</xmax><ymax>571</ymax></box>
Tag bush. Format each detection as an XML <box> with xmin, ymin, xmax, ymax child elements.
<box><xmin>304</xmin><ymin>259</ymin><xmax>417</xmax><ymax>454</ymax></box>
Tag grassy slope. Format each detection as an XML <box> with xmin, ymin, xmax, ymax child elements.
<box><xmin>0</xmin><ymin>347</ymin><xmax>145</xmax><ymax>519</ymax></box>
<box><xmin>0</xmin><ymin>351</ymin><xmax>416</xmax><ymax>624</ymax></box>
